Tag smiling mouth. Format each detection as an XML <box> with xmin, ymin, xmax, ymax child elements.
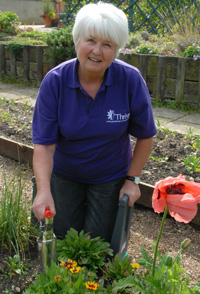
<box><xmin>88</xmin><ymin>57</ymin><xmax>101</xmax><ymax>62</ymax></box>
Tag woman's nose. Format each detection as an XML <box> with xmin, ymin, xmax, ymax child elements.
<box><xmin>93</xmin><ymin>43</ymin><xmax>102</xmax><ymax>55</ymax></box>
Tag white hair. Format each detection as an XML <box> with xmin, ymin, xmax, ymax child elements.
<box><xmin>72</xmin><ymin>2</ymin><xmax>129</xmax><ymax>52</ymax></box>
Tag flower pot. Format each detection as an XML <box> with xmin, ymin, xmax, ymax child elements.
<box><xmin>42</xmin><ymin>12</ymin><xmax>52</xmax><ymax>27</ymax></box>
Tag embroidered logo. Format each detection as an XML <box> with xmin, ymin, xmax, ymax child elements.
<box><xmin>107</xmin><ymin>110</ymin><xmax>130</xmax><ymax>123</ymax></box>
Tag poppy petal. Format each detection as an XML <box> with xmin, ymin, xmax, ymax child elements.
<box><xmin>152</xmin><ymin>186</ymin><xmax>166</xmax><ymax>213</ymax></box>
<box><xmin>181</xmin><ymin>182</ymin><xmax>200</xmax><ymax>197</ymax></box>
<box><xmin>167</xmin><ymin>193</ymin><xmax>198</xmax><ymax>223</ymax></box>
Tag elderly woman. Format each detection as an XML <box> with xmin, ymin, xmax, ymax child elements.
<box><xmin>32</xmin><ymin>2</ymin><xmax>157</xmax><ymax>242</ymax></box>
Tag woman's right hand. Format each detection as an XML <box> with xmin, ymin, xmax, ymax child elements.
<box><xmin>32</xmin><ymin>191</ymin><xmax>56</xmax><ymax>222</ymax></box>
<box><xmin>32</xmin><ymin>143</ymin><xmax>56</xmax><ymax>221</ymax></box>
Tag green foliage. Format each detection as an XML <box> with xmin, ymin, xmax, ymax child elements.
<box><xmin>47</xmin><ymin>10</ymin><xmax>56</xmax><ymax>20</ymax></box>
<box><xmin>24</xmin><ymin>260</ymin><xmax>105</xmax><ymax>293</ymax></box>
<box><xmin>182</xmin><ymin>153</ymin><xmax>200</xmax><ymax>172</ymax></box>
<box><xmin>103</xmin><ymin>254</ymin><xmax>134</xmax><ymax>281</ymax></box>
<box><xmin>183</xmin><ymin>45</ymin><xmax>200</xmax><ymax>58</ymax></box>
<box><xmin>4</xmin><ymin>38</ymin><xmax>45</xmax><ymax>55</ymax></box>
<box><xmin>0</xmin><ymin>166</ymin><xmax>37</xmax><ymax>258</ymax></box>
<box><xmin>112</xmin><ymin>238</ymin><xmax>200</xmax><ymax>294</ymax></box>
<box><xmin>135</xmin><ymin>44</ymin><xmax>159</xmax><ymax>54</ymax></box>
<box><xmin>169</xmin><ymin>2</ymin><xmax>200</xmax><ymax>41</ymax></box>
<box><xmin>127</xmin><ymin>33</ymin><xmax>141</xmax><ymax>48</ymax></box>
<box><xmin>192</xmin><ymin>136</ymin><xmax>200</xmax><ymax>151</ymax></box>
<box><xmin>3</xmin><ymin>255</ymin><xmax>27</xmax><ymax>279</ymax></box>
<box><xmin>184</xmin><ymin>127</ymin><xmax>196</xmax><ymax>140</ymax></box>
<box><xmin>42</xmin><ymin>0</ymin><xmax>54</xmax><ymax>13</ymax></box>
<box><xmin>17</xmin><ymin>30</ymin><xmax>47</xmax><ymax>39</ymax></box>
<box><xmin>23</xmin><ymin>227</ymin><xmax>200</xmax><ymax>293</ymax></box>
<box><xmin>0</xmin><ymin>11</ymin><xmax>20</xmax><ymax>35</ymax></box>
<box><xmin>44</xmin><ymin>25</ymin><xmax>76</xmax><ymax>65</ymax></box>
<box><xmin>56</xmin><ymin>228</ymin><xmax>113</xmax><ymax>271</ymax></box>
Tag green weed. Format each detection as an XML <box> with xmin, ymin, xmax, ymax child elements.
<box><xmin>182</xmin><ymin>153</ymin><xmax>200</xmax><ymax>172</ymax></box>
<box><xmin>3</xmin><ymin>255</ymin><xmax>28</xmax><ymax>279</ymax></box>
<box><xmin>0</xmin><ymin>166</ymin><xmax>38</xmax><ymax>258</ymax></box>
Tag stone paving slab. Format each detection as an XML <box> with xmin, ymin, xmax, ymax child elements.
<box><xmin>153</xmin><ymin>107</ymin><xmax>200</xmax><ymax>136</ymax></box>
<box><xmin>0</xmin><ymin>82</ymin><xmax>38</xmax><ymax>107</ymax></box>
<box><xmin>0</xmin><ymin>82</ymin><xmax>200</xmax><ymax>135</ymax></box>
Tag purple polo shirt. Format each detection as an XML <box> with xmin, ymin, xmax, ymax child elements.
<box><xmin>32</xmin><ymin>58</ymin><xmax>157</xmax><ymax>183</ymax></box>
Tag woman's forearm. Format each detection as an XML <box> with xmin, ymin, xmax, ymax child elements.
<box><xmin>32</xmin><ymin>144</ymin><xmax>56</xmax><ymax>220</ymax></box>
<box><xmin>33</xmin><ymin>143</ymin><xmax>56</xmax><ymax>193</ymax></box>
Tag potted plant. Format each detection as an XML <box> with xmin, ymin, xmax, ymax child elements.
<box><xmin>41</xmin><ymin>0</ymin><xmax>57</xmax><ymax>27</ymax></box>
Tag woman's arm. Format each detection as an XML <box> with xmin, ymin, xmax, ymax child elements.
<box><xmin>119</xmin><ymin>137</ymin><xmax>153</xmax><ymax>206</ymax></box>
<box><xmin>32</xmin><ymin>143</ymin><xmax>56</xmax><ymax>221</ymax></box>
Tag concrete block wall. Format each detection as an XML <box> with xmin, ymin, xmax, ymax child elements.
<box><xmin>0</xmin><ymin>0</ymin><xmax>63</xmax><ymax>25</ymax></box>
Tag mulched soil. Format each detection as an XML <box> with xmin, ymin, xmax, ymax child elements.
<box><xmin>0</xmin><ymin>99</ymin><xmax>200</xmax><ymax>293</ymax></box>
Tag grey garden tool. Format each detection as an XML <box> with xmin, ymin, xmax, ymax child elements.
<box><xmin>110</xmin><ymin>194</ymin><xmax>133</xmax><ymax>260</ymax></box>
<box><xmin>37</xmin><ymin>208</ymin><xmax>57</xmax><ymax>271</ymax></box>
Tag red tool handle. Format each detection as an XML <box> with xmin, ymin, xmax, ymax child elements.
<box><xmin>45</xmin><ymin>208</ymin><xmax>53</xmax><ymax>219</ymax></box>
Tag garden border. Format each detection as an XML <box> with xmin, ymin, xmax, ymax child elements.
<box><xmin>0</xmin><ymin>44</ymin><xmax>200</xmax><ymax>107</ymax></box>
<box><xmin>1</xmin><ymin>135</ymin><xmax>200</xmax><ymax>228</ymax></box>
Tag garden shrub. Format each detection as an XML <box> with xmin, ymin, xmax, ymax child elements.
<box><xmin>135</xmin><ymin>44</ymin><xmax>159</xmax><ymax>54</ymax></box>
<box><xmin>44</xmin><ymin>25</ymin><xmax>76</xmax><ymax>65</ymax></box>
<box><xmin>17</xmin><ymin>30</ymin><xmax>47</xmax><ymax>39</ymax></box>
<box><xmin>4</xmin><ymin>38</ymin><xmax>46</xmax><ymax>55</ymax></box>
<box><xmin>0</xmin><ymin>11</ymin><xmax>20</xmax><ymax>35</ymax></box>
<box><xmin>183</xmin><ymin>45</ymin><xmax>200</xmax><ymax>58</ymax></box>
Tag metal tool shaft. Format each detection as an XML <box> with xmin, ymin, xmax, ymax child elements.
<box><xmin>37</xmin><ymin>210</ymin><xmax>56</xmax><ymax>271</ymax></box>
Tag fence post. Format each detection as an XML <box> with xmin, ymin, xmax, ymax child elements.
<box><xmin>175</xmin><ymin>57</ymin><xmax>186</xmax><ymax>103</ymax></box>
<box><xmin>0</xmin><ymin>45</ymin><xmax>5</xmax><ymax>78</ymax></box>
<box><xmin>139</xmin><ymin>54</ymin><xmax>147</xmax><ymax>81</ymax></box>
<box><xmin>156</xmin><ymin>56</ymin><xmax>166</xmax><ymax>102</ymax></box>
<box><xmin>10</xmin><ymin>51</ymin><xmax>16</xmax><ymax>78</ymax></box>
<box><xmin>23</xmin><ymin>46</ymin><xmax>30</xmax><ymax>82</ymax></box>
<box><xmin>36</xmin><ymin>46</ymin><xmax>44</xmax><ymax>86</ymax></box>
<box><xmin>198</xmin><ymin>59</ymin><xmax>200</xmax><ymax>110</ymax></box>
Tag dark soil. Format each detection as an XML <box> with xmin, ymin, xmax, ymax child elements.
<box><xmin>0</xmin><ymin>98</ymin><xmax>200</xmax><ymax>185</ymax></box>
<box><xmin>0</xmin><ymin>99</ymin><xmax>200</xmax><ymax>293</ymax></box>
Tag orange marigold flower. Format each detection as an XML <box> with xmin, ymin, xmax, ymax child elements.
<box><xmin>60</xmin><ymin>259</ymin><xmax>77</xmax><ymax>269</ymax></box>
<box><xmin>85</xmin><ymin>281</ymin><xmax>100</xmax><ymax>291</ymax></box>
<box><xmin>54</xmin><ymin>275</ymin><xmax>61</xmax><ymax>282</ymax></box>
<box><xmin>152</xmin><ymin>174</ymin><xmax>200</xmax><ymax>223</ymax></box>
<box><xmin>132</xmin><ymin>262</ymin><xmax>140</xmax><ymax>269</ymax></box>
<box><xmin>70</xmin><ymin>266</ymin><xmax>82</xmax><ymax>274</ymax></box>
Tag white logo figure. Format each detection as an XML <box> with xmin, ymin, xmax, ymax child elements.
<box><xmin>107</xmin><ymin>110</ymin><xmax>114</xmax><ymax>120</ymax></box>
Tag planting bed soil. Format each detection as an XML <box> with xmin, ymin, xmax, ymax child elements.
<box><xmin>0</xmin><ymin>100</ymin><xmax>200</xmax><ymax>293</ymax></box>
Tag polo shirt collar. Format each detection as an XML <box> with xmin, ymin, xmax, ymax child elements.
<box><xmin>66</xmin><ymin>58</ymin><xmax>118</xmax><ymax>88</ymax></box>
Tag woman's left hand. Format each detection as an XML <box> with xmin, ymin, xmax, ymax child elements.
<box><xmin>119</xmin><ymin>179</ymin><xmax>141</xmax><ymax>206</ymax></box>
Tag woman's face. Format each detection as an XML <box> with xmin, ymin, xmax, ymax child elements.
<box><xmin>76</xmin><ymin>35</ymin><xmax>117</xmax><ymax>77</ymax></box>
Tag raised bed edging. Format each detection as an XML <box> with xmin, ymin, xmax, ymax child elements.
<box><xmin>0</xmin><ymin>44</ymin><xmax>200</xmax><ymax>107</ymax></box>
<box><xmin>0</xmin><ymin>136</ymin><xmax>200</xmax><ymax>228</ymax></box>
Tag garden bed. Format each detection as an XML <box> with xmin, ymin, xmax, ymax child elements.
<box><xmin>0</xmin><ymin>99</ymin><xmax>200</xmax><ymax>292</ymax></box>
<box><xmin>0</xmin><ymin>156</ymin><xmax>200</xmax><ymax>293</ymax></box>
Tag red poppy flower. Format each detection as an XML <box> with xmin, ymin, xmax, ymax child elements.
<box><xmin>152</xmin><ymin>174</ymin><xmax>200</xmax><ymax>223</ymax></box>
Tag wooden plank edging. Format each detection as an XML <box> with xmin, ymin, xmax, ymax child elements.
<box><xmin>0</xmin><ymin>136</ymin><xmax>33</xmax><ymax>165</ymax></box>
<box><xmin>0</xmin><ymin>136</ymin><xmax>200</xmax><ymax>227</ymax></box>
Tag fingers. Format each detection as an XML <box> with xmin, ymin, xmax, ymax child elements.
<box><xmin>119</xmin><ymin>181</ymin><xmax>141</xmax><ymax>207</ymax></box>
<box><xmin>32</xmin><ymin>193</ymin><xmax>56</xmax><ymax>222</ymax></box>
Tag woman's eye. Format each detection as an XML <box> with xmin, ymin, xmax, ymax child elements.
<box><xmin>105</xmin><ymin>43</ymin><xmax>111</xmax><ymax>47</ymax></box>
<box><xmin>88</xmin><ymin>39</ymin><xmax>94</xmax><ymax>42</ymax></box>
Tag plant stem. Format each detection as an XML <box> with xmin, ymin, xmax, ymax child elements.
<box><xmin>152</xmin><ymin>205</ymin><xmax>168</xmax><ymax>277</ymax></box>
